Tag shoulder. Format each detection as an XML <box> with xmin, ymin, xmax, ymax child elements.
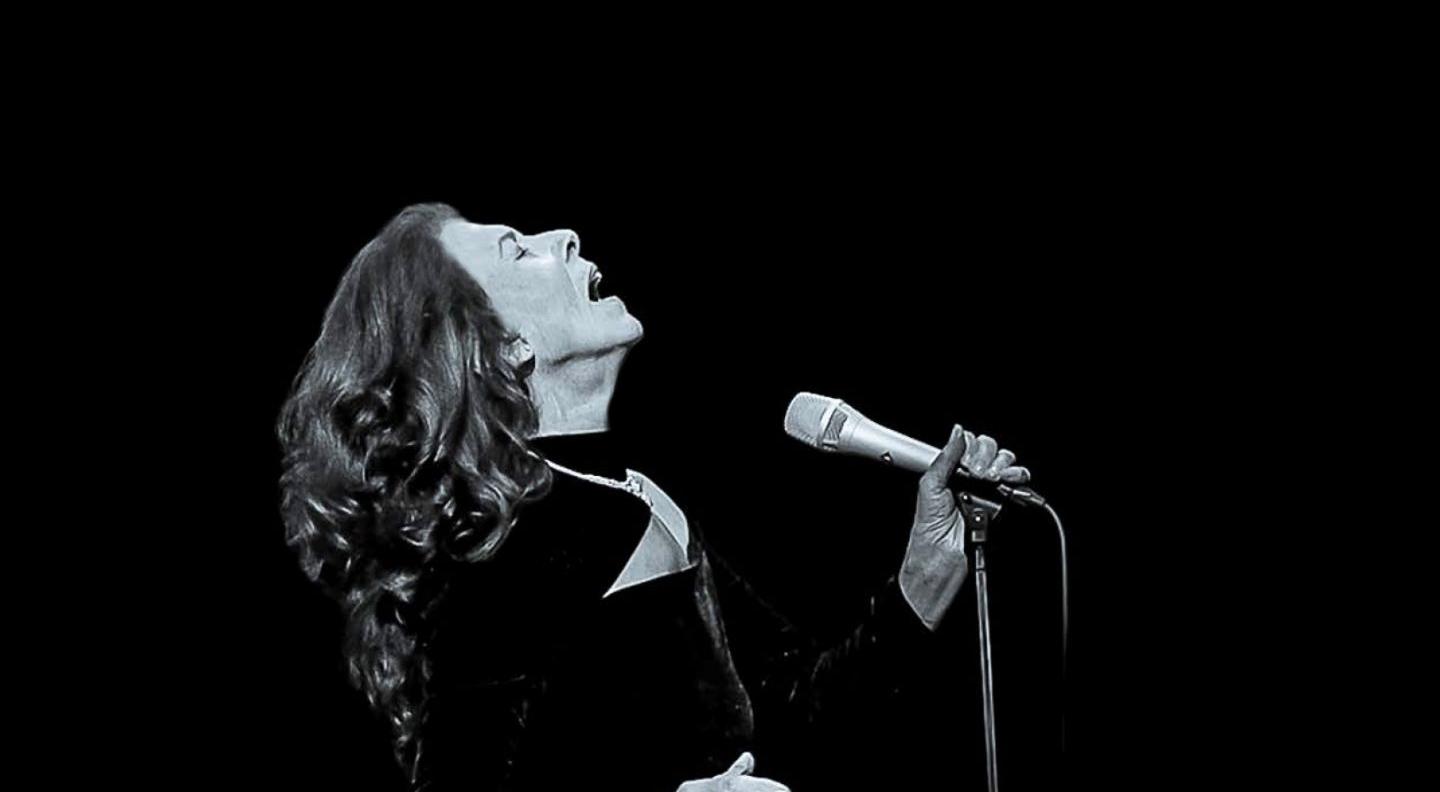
<box><xmin>425</xmin><ymin>472</ymin><xmax>654</xmax><ymax>677</ymax></box>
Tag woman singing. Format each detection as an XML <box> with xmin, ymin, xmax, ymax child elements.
<box><xmin>276</xmin><ymin>203</ymin><xmax>1028</xmax><ymax>791</ymax></box>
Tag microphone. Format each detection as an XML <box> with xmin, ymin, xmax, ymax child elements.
<box><xmin>783</xmin><ymin>392</ymin><xmax>1046</xmax><ymax>507</ymax></box>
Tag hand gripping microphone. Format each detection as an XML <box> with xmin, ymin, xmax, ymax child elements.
<box><xmin>782</xmin><ymin>392</ymin><xmax>1046</xmax><ymax>507</ymax></box>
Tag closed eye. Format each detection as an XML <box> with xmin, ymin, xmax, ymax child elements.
<box><xmin>498</xmin><ymin>232</ymin><xmax>532</xmax><ymax>262</ymax></box>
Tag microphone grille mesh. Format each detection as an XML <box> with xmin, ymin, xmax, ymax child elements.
<box><xmin>783</xmin><ymin>392</ymin><xmax>838</xmax><ymax>448</ymax></box>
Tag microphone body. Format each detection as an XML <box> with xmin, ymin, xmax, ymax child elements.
<box><xmin>783</xmin><ymin>392</ymin><xmax>1046</xmax><ymax>507</ymax></box>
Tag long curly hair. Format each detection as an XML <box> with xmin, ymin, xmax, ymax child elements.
<box><xmin>276</xmin><ymin>203</ymin><xmax>552</xmax><ymax>782</ymax></box>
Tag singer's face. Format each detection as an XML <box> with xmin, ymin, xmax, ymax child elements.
<box><xmin>438</xmin><ymin>219</ymin><xmax>643</xmax><ymax>364</ymax></box>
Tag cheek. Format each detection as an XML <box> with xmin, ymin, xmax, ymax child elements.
<box><xmin>486</xmin><ymin>272</ymin><xmax>575</xmax><ymax>331</ymax></box>
<box><xmin>477</xmin><ymin>277</ymin><xmax>535</xmax><ymax>329</ymax></box>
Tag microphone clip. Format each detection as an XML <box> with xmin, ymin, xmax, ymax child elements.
<box><xmin>956</xmin><ymin>491</ymin><xmax>1004</xmax><ymax>546</ymax></box>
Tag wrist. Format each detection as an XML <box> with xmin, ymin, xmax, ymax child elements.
<box><xmin>899</xmin><ymin>548</ymin><xmax>968</xmax><ymax>631</ymax></box>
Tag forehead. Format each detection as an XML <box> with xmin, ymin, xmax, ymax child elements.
<box><xmin>438</xmin><ymin>219</ymin><xmax>515</xmax><ymax>261</ymax></box>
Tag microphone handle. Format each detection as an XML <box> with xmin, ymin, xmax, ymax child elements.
<box><xmin>842</xmin><ymin>417</ymin><xmax>1046</xmax><ymax>507</ymax></box>
<box><xmin>843</xmin><ymin>416</ymin><xmax>944</xmax><ymax>473</ymax></box>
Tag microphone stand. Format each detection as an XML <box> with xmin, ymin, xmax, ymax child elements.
<box><xmin>957</xmin><ymin>490</ymin><xmax>1004</xmax><ymax>792</ymax></box>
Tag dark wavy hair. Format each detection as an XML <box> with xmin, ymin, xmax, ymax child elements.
<box><xmin>276</xmin><ymin>203</ymin><xmax>552</xmax><ymax>782</ymax></box>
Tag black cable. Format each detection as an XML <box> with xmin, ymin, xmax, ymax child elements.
<box><xmin>1042</xmin><ymin>501</ymin><xmax>1069</xmax><ymax>755</ymax></box>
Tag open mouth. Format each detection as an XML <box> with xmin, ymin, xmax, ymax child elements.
<box><xmin>587</xmin><ymin>268</ymin><xmax>604</xmax><ymax>302</ymax></box>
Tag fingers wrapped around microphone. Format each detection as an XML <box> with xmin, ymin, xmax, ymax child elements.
<box><xmin>958</xmin><ymin>431</ymin><xmax>1030</xmax><ymax>484</ymax></box>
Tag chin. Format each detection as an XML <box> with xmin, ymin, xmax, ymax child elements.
<box><xmin>621</xmin><ymin>314</ymin><xmax>644</xmax><ymax>344</ymax></box>
<box><xmin>574</xmin><ymin>318</ymin><xmax>643</xmax><ymax>359</ymax></box>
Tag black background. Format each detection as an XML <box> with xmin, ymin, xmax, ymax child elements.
<box><xmin>140</xmin><ymin>116</ymin><xmax>1231</xmax><ymax>790</ymax></box>
<box><xmin>25</xmin><ymin>34</ymin><xmax>1397</xmax><ymax>788</ymax></box>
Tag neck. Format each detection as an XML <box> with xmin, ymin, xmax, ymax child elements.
<box><xmin>529</xmin><ymin>347</ymin><xmax>629</xmax><ymax>438</ymax></box>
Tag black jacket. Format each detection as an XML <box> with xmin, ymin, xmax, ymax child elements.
<box><xmin>414</xmin><ymin>433</ymin><xmax>934</xmax><ymax>790</ymax></box>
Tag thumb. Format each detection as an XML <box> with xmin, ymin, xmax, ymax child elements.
<box><xmin>723</xmin><ymin>751</ymin><xmax>755</xmax><ymax>777</ymax></box>
<box><xmin>924</xmin><ymin>425</ymin><xmax>966</xmax><ymax>488</ymax></box>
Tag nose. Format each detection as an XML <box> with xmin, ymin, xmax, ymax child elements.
<box><xmin>549</xmin><ymin>230</ymin><xmax>580</xmax><ymax>264</ymax></box>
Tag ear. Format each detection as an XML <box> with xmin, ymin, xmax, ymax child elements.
<box><xmin>506</xmin><ymin>335</ymin><xmax>535</xmax><ymax>369</ymax></box>
<box><xmin>476</xmin><ymin>336</ymin><xmax>536</xmax><ymax>377</ymax></box>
